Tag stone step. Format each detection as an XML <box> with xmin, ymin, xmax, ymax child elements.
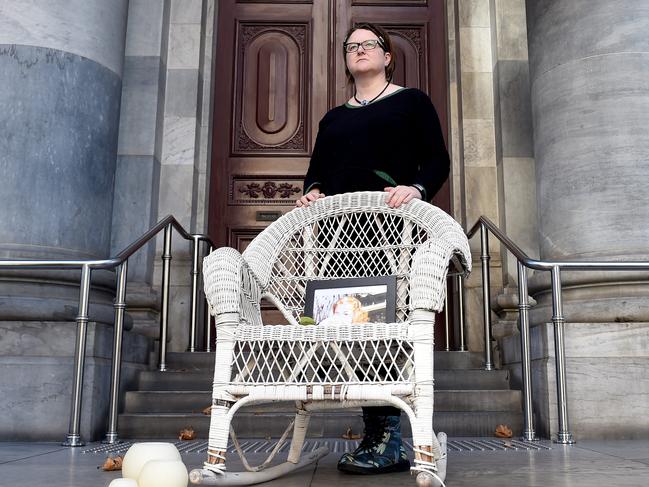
<box><xmin>118</xmin><ymin>410</ymin><xmax>523</xmax><ymax>439</ymax></box>
<box><xmin>164</xmin><ymin>351</ymin><xmax>486</xmax><ymax>371</ymax></box>
<box><xmin>137</xmin><ymin>368</ymin><xmax>512</xmax><ymax>391</ymax></box>
<box><xmin>124</xmin><ymin>390</ymin><xmax>522</xmax><ymax>414</ymax></box>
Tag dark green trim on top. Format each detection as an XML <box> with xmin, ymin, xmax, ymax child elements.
<box><xmin>344</xmin><ymin>87</ymin><xmax>409</xmax><ymax>108</ymax></box>
<box><xmin>373</xmin><ymin>170</ymin><xmax>397</xmax><ymax>186</ymax></box>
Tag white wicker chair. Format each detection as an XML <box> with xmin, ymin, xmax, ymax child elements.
<box><xmin>189</xmin><ymin>191</ymin><xmax>471</xmax><ymax>487</ymax></box>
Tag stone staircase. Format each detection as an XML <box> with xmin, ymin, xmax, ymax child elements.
<box><xmin>119</xmin><ymin>351</ymin><xmax>523</xmax><ymax>439</ymax></box>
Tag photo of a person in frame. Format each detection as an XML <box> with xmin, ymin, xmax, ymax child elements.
<box><xmin>316</xmin><ymin>293</ymin><xmax>377</xmax><ymax>326</ymax></box>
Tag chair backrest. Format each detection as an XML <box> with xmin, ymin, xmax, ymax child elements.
<box><xmin>243</xmin><ymin>191</ymin><xmax>470</xmax><ymax>325</ymax></box>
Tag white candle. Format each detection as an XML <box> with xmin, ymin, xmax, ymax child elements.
<box><xmin>122</xmin><ymin>442</ymin><xmax>182</xmax><ymax>480</ymax></box>
<box><xmin>108</xmin><ymin>479</ymin><xmax>138</xmax><ymax>487</ymax></box>
<box><xmin>138</xmin><ymin>459</ymin><xmax>189</xmax><ymax>487</ymax></box>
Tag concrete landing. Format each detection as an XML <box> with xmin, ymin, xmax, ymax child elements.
<box><xmin>2</xmin><ymin>438</ymin><xmax>649</xmax><ymax>486</ymax></box>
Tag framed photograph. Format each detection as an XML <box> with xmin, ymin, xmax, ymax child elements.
<box><xmin>304</xmin><ymin>276</ymin><xmax>397</xmax><ymax>325</ymax></box>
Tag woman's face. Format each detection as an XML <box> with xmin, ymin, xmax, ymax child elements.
<box><xmin>345</xmin><ymin>29</ymin><xmax>391</xmax><ymax>81</ymax></box>
<box><xmin>333</xmin><ymin>301</ymin><xmax>354</xmax><ymax>324</ymax></box>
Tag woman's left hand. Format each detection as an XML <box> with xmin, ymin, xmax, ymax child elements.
<box><xmin>384</xmin><ymin>185</ymin><xmax>422</xmax><ymax>208</ymax></box>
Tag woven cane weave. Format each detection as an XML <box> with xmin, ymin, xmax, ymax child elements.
<box><xmin>226</xmin><ymin>323</ymin><xmax>414</xmax><ymax>384</ymax></box>
<box><xmin>201</xmin><ymin>191</ymin><xmax>472</xmax><ymax>470</ymax></box>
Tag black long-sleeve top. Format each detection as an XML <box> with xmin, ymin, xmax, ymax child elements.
<box><xmin>303</xmin><ymin>88</ymin><xmax>449</xmax><ymax>201</ymax></box>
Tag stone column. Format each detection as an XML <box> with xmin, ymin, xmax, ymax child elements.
<box><xmin>0</xmin><ymin>1</ymin><xmax>133</xmax><ymax>441</ymax></box>
<box><xmin>0</xmin><ymin>0</ymin><xmax>129</xmax><ymax>322</ymax></box>
<box><xmin>527</xmin><ymin>0</ymin><xmax>649</xmax><ymax>322</ymax></box>
<box><xmin>520</xmin><ymin>0</ymin><xmax>649</xmax><ymax>439</ymax></box>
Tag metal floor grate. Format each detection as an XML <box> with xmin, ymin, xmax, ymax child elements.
<box><xmin>83</xmin><ymin>438</ymin><xmax>551</xmax><ymax>455</ymax></box>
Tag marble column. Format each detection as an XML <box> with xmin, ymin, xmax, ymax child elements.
<box><xmin>518</xmin><ymin>0</ymin><xmax>649</xmax><ymax>439</ymax></box>
<box><xmin>0</xmin><ymin>0</ymin><xmax>129</xmax><ymax>322</ymax></box>
<box><xmin>0</xmin><ymin>0</ymin><xmax>139</xmax><ymax>442</ymax></box>
<box><xmin>527</xmin><ymin>0</ymin><xmax>649</xmax><ymax>322</ymax></box>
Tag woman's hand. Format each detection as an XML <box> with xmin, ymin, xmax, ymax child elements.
<box><xmin>296</xmin><ymin>188</ymin><xmax>326</xmax><ymax>207</ymax></box>
<box><xmin>384</xmin><ymin>185</ymin><xmax>422</xmax><ymax>208</ymax></box>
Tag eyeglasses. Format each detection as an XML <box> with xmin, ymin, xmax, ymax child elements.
<box><xmin>343</xmin><ymin>39</ymin><xmax>384</xmax><ymax>53</ymax></box>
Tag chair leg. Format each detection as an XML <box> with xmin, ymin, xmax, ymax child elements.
<box><xmin>409</xmin><ymin>312</ymin><xmax>446</xmax><ymax>486</ymax></box>
<box><xmin>287</xmin><ymin>409</ymin><xmax>311</xmax><ymax>464</ymax></box>
<box><xmin>412</xmin><ymin>433</ymin><xmax>447</xmax><ymax>487</ymax></box>
<box><xmin>203</xmin><ymin>319</ymin><xmax>238</xmax><ymax>472</ymax></box>
<box><xmin>204</xmin><ymin>404</ymin><xmax>231</xmax><ymax>473</ymax></box>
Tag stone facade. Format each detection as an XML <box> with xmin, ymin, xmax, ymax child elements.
<box><xmin>0</xmin><ymin>321</ymin><xmax>150</xmax><ymax>441</ymax></box>
<box><xmin>1</xmin><ymin>0</ymin><xmax>648</xmax><ymax>441</ymax></box>
<box><xmin>501</xmin><ymin>321</ymin><xmax>649</xmax><ymax>439</ymax></box>
<box><xmin>447</xmin><ymin>0</ymin><xmax>537</xmax><ymax>352</ymax></box>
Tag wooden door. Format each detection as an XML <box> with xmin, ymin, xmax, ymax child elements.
<box><xmin>209</xmin><ymin>0</ymin><xmax>448</xmax><ymax>247</ymax></box>
<box><xmin>209</xmin><ymin>0</ymin><xmax>450</xmax><ymax>341</ymax></box>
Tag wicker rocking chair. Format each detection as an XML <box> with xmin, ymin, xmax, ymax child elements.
<box><xmin>189</xmin><ymin>191</ymin><xmax>471</xmax><ymax>487</ymax></box>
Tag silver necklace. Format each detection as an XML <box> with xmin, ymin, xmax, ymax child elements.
<box><xmin>354</xmin><ymin>82</ymin><xmax>390</xmax><ymax>106</ymax></box>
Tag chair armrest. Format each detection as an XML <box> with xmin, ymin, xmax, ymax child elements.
<box><xmin>409</xmin><ymin>236</ymin><xmax>472</xmax><ymax>312</ymax></box>
<box><xmin>203</xmin><ymin>247</ymin><xmax>264</xmax><ymax>325</ymax></box>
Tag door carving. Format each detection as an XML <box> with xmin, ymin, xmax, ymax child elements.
<box><xmin>209</xmin><ymin>0</ymin><xmax>450</xmax><ymax>336</ymax></box>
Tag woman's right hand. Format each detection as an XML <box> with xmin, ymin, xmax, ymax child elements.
<box><xmin>296</xmin><ymin>188</ymin><xmax>325</xmax><ymax>207</ymax></box>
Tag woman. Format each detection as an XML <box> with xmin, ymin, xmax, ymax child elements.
<box><xmin>295</xmin><ymin>23</ymin><xmax>450</xmax><ymax>475</ymax></box>
<box><xmin>319</xmin><ymin>296</ymin><xmax>369</xmax><ymax>326</ymax></box>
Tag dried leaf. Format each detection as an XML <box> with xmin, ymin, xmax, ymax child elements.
<box><xmin>341</xmin><ymin>426</ymin><xmax>362</xmax><ymax>440</ymax></box>
<box><xmin>494</xmin><ymin>424</ymin><xmax>513</xmax><ymax>438</ymax></box>
<box><xmin>502</xmin><ymin>440</ymin><xmax>513</xmax><ymax>448</ymax></box>
<box><xmin>202</xmin><ymin>405</ymin><xmax>212</xmax><ymax>415</ymax></box>
<box><xmin>99</xmin><ymin>455</ymin><xmax>123</xmax><ymax>471</ymax></box>
<box><xmin>179</xmin><ymin>426</ymin><xmax>196</xmax><ymax>440</ymax></box>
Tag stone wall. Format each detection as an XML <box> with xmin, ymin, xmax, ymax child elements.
<box><xmin>111</xmin><ymin>0</ymin><xmax>166</xmax><ymax>283</ymax></box>
<box><xmin>0</xmin><ymin>321</ymin><xmax>151</xmax><ymax>441</ymax></box>
<box><xmin>501</xmin><ymin>321</ymin><xmax>649</xmax><ymax>439</ymax></box>
<box><xmin>111</xmin><ymin>0</ymin><xmax>216</xmax><ymax>352</ymax></box>
<box><xmin>447</xmin><ymin>0</ymin><xmax>536</xmax><ymax>352</ymax></box>
<box><xmin>0</xmin><ymin>0</ymin><xmax>164</xmax><ymax>442</ymax></box>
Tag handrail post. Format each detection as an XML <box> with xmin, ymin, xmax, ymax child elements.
<box><xmin>159</xmin><ymin>224</ymin><xmax>173</xmax><ymax>372</ymax></box>
<box><xmin>480</xmin><ymin>222</ymin><xmax>494</xmax><ymax>370</ymax></box>
<box><xmin>62</xmin><ymin>264</ymin><xmax>92</xmax><ymax>446</ymax></box>
<box><xmin>204</xmin><ymin>244</ymin><xmax>214</xmax><ymax>353</ymax></box>
<box><xmin>104</xmin><ymin>260</ymin><xmax>128</xmax><ymax>444</ymax></box>
<box><xmin>444</xmin><ymin>288</ymin><xmax>450</xmax><ymax>351</ymax></box>
<box><xmin>189</xmin><ymin>236</ymin><xmax>201</xmax><ymax>352</ymax></box>
<box><xmin>456</xmin><ymin>274</ymin><xmax>466</xmax><ymax>352</ymax></box>
<box><xmin>551</xmin><ymin>266</ymin><xmax>575</xmax><ymax>444</ymax></box>
<box><xmin>517</xmin><ymin>261</ymin><xmax>538</xmax><ymax>441</ymax></box>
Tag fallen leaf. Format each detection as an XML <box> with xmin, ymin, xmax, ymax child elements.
<box><xmin>179</xmin><ymin>427</ymin><xmax>196</xmax><ymax>440</ymax></box>
<box><xmin>494</xmin><ymin>424</ymin><xmax>513</xmax><ymax>438</ymax></box>
<box><xmin>341</xmin><ymin>426</ymin><xmax>362</xmax><ymax>440</ymax></box>
<box><xmin>202</xmin><ymin>405</ymin><xmax>212</xmax><ymax>415</ymax></box>
<box><xmin>502</xmin><ymin>440</ymin><xmax>513</xmax><ymax>448</ymax></box>
<box><xmin>99</xmin><ymin>456</ymin><xmax>123</xmax><ymax>471</ymax></box>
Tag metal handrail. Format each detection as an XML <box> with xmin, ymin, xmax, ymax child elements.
<box><xmin>467</xmin><ymin>216</ymin><xmax>649</xmax><ymax>445</ymax></box>
<box><xmin>0</xmin><ymin>215</ymin><xmax>209</xmax><ymax>270</ymax></box>
<box><xmin>468</xmin><ymin>217</ymin><xmax>649</xmax><ymax>271</ymax></box>
<box><xmin>0</xmin><ymin>215</ymin><xmax>214</xmax><ymax>446</ymax></box>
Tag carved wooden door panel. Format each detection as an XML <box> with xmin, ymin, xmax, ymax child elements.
<box><xmin>209</xmin><ymin>0</ymin><xmax>448</xmax><ymax>248</ymax></box>
<box><xmin>209</xmin><ymin>0</ymin><xmax>449</xmax><ymax>333</ymax></box>
<box><xmin>210</xmin><ymin>0</ymin><xmax>328</xmax><ymax>252</ymax></box>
